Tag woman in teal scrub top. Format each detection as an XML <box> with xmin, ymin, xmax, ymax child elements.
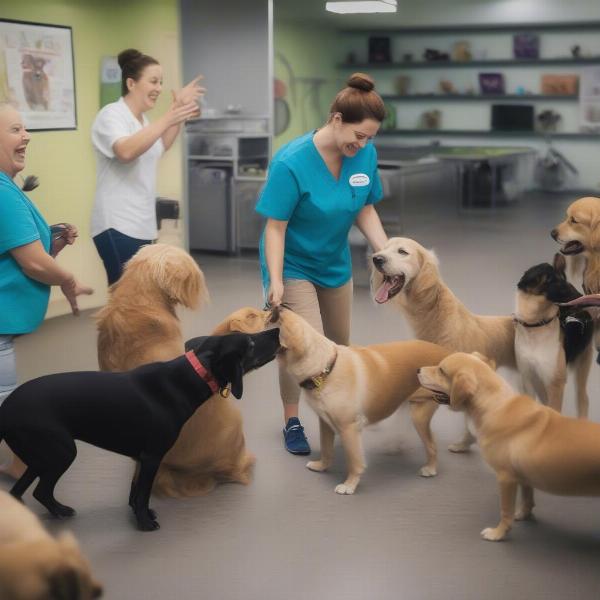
<box><xmin>0</xmin><ymin>103</ymin><xmax>92</xmax><ymax>479</ymax></box>
<box><xmin>256</xmin><ymin>73</ymin><xmax>388</xmax><ymax>455</ymax></box>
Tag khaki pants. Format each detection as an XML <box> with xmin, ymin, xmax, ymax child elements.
<box><xmin>279</xmin><ymin>279</ymin><xmax>352</xmax><ymax>404</ymax></box>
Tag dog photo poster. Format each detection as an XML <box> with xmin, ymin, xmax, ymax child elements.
<box><xmin>0</xmin><ymin>19</ymin><xmax>76</xmax><ymax>130</ymax></box>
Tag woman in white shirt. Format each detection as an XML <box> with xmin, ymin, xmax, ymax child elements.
<box><xmin>91</xmin><ymin>48</ymin><xmax>203</xmax><ymax>284</ymax></box>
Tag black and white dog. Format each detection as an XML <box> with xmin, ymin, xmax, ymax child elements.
<box><xmin>0</xmin><ymin>329</ymin><xmax>280</xmax><ymax>531</ymax></box>
<box><xmin>514</xmin><ymin>254</ymin><xmax>593</xmax><ymax>415</ymax></box>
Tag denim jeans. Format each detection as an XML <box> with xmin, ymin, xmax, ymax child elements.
<box><xmin>0</xmin><ymin>335</ymin><xmax>17</xmax><ymax>405</ymax></box>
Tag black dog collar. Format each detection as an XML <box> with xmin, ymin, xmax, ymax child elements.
<box><xmin>512</xmin><ymin>314</ymin><xmax>558</xmax><ymax>328</ymax></box>
<box><xmin>299</xmin><ymin>351</ymin><xmax>338</xmax><ymax>390</ymax></box>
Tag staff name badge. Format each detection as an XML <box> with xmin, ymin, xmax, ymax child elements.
<box><xmin>349</xmin><ymin>173</ymin><xmax>370</xmax><ymax>187</ymax></box>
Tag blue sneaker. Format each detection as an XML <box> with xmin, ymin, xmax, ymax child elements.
<box><xmin>283</xmin><ymin>417</ymin><xmax>311</xmax><ymax>455</ymax></box>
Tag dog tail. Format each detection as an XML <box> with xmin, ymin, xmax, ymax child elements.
<box><xmin>152</xmin><ymin>452</ymin><xmax>256</xmax><ymax>499</ymax></box>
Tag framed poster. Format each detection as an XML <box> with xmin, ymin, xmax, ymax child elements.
<box><xmin>0</xmin><ymin>18</ymin><xmax>76</xmax><ymax>131</ymax></box>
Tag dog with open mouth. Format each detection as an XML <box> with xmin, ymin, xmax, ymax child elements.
<box><xmin>270</xmin><ymin>305</ymin><xmax>451</xmax><ymax>494</ymax></box>
<box><xmin>551</xmin><ymin>196</ymin><xmax>600</xmax><ymax>353</ymax></box>
<box><xmin>418</xmin><ymin>351</ymin><xmax>600</xmax><ymax>542</ymax></box>
<box><xmin>371</xmin><ymin>237</ymin><xmax>516</xmax><ymax>452</ymax></box>
<box><xmin>514</xmin><ymin>253</ymin><xmax>593</xmax><ymax>416</ymax></box>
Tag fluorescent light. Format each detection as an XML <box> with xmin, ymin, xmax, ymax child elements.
<box><xmin>326</xmin><ymin>0</ymin><xmax>397</xmax><ymax>14</ymax></box>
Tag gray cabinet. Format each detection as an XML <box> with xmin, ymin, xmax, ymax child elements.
<box><xmin>185</xmin><ymin>117</ymin><xmax>270</xmax><ymax>253</ymax></box>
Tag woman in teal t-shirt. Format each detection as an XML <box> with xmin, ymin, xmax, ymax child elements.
<box><xmin>256</xmin><ymin>73</ymin><xmax>388</xmax><ymax>455</ymax></box>
<box><xmin>0</xmin><ymin>103</ymin><xmax>93</xmax><ymax>479</ymax></box>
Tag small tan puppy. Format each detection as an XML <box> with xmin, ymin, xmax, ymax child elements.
<box><xmin>272</xmin><ymin>307</ymin><xmax>450</xmax><ymax>494</ymax></box>
<box><xmin>0</xmin><ymin>490</ymin><xmax>102</xmax><ymax>599</ymax></box>
<box><xmin>418</xmin><ymin>352</ymin><xmax>600</xmax><ymax>541</ymax></box>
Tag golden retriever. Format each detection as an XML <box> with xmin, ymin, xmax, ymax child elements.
<box><xmin>271</xmin><ymin>307</ymin><xmax>450</xmax><ymax>494</ymax></box>
<box><xmin>96</xmin><ymin>244</ymin><xmax>267</xmax><ymax>497</ymax></box>
<box><xmin>152</xmin><ymin>306</ymin><xmax>270</xmax><ymax>497</ymax></box>
<box><xmin>418</xmin><ymin>352</ymin><xmax>600</xmax><ymax>541</ymax></box>
<box><xmin>371</xmin><ymin>237</ymin><xmax>516</xmax><ymax>451</ymax></box>
<box><xmin>0</xmin><ymin>490</ymin><xmax>102</xmax><ymax>599</ymax></box>
<box><xmin>96</xmin><ymin>243</ymin><xmax>209</xmax><ymax>370</ymax></box>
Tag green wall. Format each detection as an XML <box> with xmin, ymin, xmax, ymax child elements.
<box><xmin>273</xmin><ymin>21</ymin><xmax>340</xmax><ymax>150</ymax></box>
<box><xmin>0</xmin><ymin>0</ymin><xmax>181</xmax><ymax>315</ymax></box>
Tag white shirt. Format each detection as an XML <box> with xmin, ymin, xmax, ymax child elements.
<box><xmin>91</xmin><ymin>97</ymin><xmax>164</xmax><ymax>239</ymax></box>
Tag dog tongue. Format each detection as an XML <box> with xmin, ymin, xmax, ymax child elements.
<box><xmin>375</xmin><ymin>280</ymin><xmax>393</xmax><ymax>304</ymax></box>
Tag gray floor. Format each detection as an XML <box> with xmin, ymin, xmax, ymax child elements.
<box><xmin>4</xmin><ymin>191</ymin><xmax>600</xmax><ymax>599</ymax></box>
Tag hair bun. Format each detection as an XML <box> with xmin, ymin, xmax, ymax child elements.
<box><xmin>346</xmin><ymin>73</ymin><xmax>375</xmax><ymax>92</ymax></box>
<box><xmin>118</xmin><ymin>48</ymin><xmax>143</xmax><ymax>69</ymax></box>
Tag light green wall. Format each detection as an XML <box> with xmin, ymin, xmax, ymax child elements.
<box><xmin>0</xmin><ymin>0</ymin><xmax>181</xmax><ymax>315</ymax></box>
<box><xmin>273</xmin><ymin>21</ymin><xmax>340</xmax><ymax>150</ymax></box>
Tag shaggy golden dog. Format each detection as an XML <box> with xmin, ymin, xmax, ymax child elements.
<box><xmin>0</xmin><ymin>490</ymin><xmax>102</xmax><ymax>599</ymax></box>
<box><xmin>152</xmin><ymin>307</ymin><xmax>270</xmax><ymax>497</ymax></box>
<box><xmin>371</xmin><ymin>237</ymin><xmax>516</xmax><ymax>451</ymax></box>
<box><xmin>271</xmin><ymin>307</ymin><xmax>450</xmax><ymax>494</ymax></box>
<box><xmin>96</xmin><ymin>244</ymin><xmax>269</xmax><ymax>497</ymax></box>
<box><xmin>418</xmin><ymin>352</ymin><xmax>600</xmax><ymax>542</ymax></box>
<box><xmin>96</xmin><ymin>243</ymin><xmax>209</xmax><ymax>371</ymax></box>
<box><xmin>551</xmin><ymin>196</ymin><xmax>600</xmax><ymax>294</ymax></box>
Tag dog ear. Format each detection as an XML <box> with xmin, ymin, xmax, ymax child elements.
<box><xmin>184</xmin><ymin>336</ymin><xmax>210</xmax><ymax>352</ymax></box>
<box><xmin>471</xmin><ymin>352</ymin><xmax>496</xmax><ymax>371</ymax></box>
<box><xmin>450</xmin><ymin>370</ymin><xmax>477</xmax><ymax>410</ymax></box>
<box><xmin>553</xmin><ymin>253</ymin><xmax>567</xmax><ymax>279</ymax></box>
<box><xmin>228</xmin><ymin>360</ymin><xmax>244</xmax><ymax>399</ymax></box>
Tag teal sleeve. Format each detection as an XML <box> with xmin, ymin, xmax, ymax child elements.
<box><xmin>0</xmin><ymin>181</ymin><xmax>40</xmax><ymax>254</ymax></box>
<box><xmin>255</xmin><ymin>160</ymin><xmax>301</xmax><ymax>221</ymax></box>
<box><xmin>367</xmin><ymin>145</ymin><xmax>383</xmax><ymax>205</ymax></box>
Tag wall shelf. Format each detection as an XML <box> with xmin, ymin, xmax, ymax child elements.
<box><xmin>378</xmin><ymin>129</ymin><xmax>600</xmax><ymax>139</ymax></box>
<box><xmin>339</xmin><ymin>21</ymin><xmax>600</xmax><ymax>35</ymax></box>
<box><xmin>338</xmin><ymin>58</ymin><xmax>600</xmax><ymax>70</ymax></box>
<box><xmin>381</xmin><ymin>94</ymin><xmax>578</xmax><ymax>102</ymax></box>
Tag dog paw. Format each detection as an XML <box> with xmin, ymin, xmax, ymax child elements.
<box><xmin>335</xmin><ymin>483</ymin><xmax>356</xmax><ymax>495</ymax></box>
<box><xmin>419</xmin><ymin>465</ymin><xmax>437</xmax><ymax>477</ymax></box>
<box><xmin>480</xmin><ymin>527</ymin><xmax>507</xmax><ymax>541</ymax></box>
<box><xmin>306</xmin><ymin>460</ymin><xmax>328</xmax><ymax>472</ymax></box>
<box><xmin>448</xmin><ymin>442</ymin><xmax>472</xmax><ymax>453</ymax></box>
<box><xmin>137</xmin><ymin>516</ymin><xmax>160</xmax><ymax>532</ymax></box>
<box><xmin>50</xmin><ymin>504</ymin><xmax>76</xmax><ymax>518</ymax></box>
<box><xmin>515</xmin><ymin>508</ymin><xmax>535</xmax><ymax>521</ymax></box>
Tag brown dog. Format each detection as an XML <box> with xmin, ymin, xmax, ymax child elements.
<box><xmin>272</xmin><ymin>307</ymin><xmax>450</xmax><ymax>494</ymax></box>
<box><xmin>96</xmin><ymin>243</ymin><xmax>209</xmax><ymax>371</ymax></box>
<box><xmin>372</xmin><ymin>237</ymin><xmax>516</xmax><ymax>452</ymax></box>
<box><xmin>0</xmin><ymin>490</ymin><xmax>102</xmax><ymax>599</ymax></box>
<box><xmin>418</xmin><ymin>352</ymin><xmax>600</xmax><ymax>541</ymax></box>
<box><xmin>152</xmin><ymin>307</ymin><xmax>270</xmax><ymax>497</ymax></box>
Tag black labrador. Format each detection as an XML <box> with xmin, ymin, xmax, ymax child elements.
<box><xmin>0</xmin><ymin>329</ymin><xmax>280</xmax><ymax>531</ymax></box>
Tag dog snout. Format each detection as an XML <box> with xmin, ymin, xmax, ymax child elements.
<box><xmin>372</xmin><ymin>255</ymin><xmax>386</xmax><ymax>270</ymax></box>
<box><xmin>550</xmin><ymin>228</ymin><xmax>559</xmax><ymax>241</ymax></box>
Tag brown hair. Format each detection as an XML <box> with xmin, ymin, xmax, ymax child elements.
<box><xmin>118</xmin><ymin>49</ymin><xmax>159</xmax><ymax>96</ymax></box>
<box><xmin>329</xmin><ymin>73</ymin><xmax>386</xmax><ymax>123</ymax></box>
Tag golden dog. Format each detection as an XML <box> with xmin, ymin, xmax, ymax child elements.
<box><xmin>272</xmin><ymin>307</ymin><xmax>450</xmax><ymax>494</ymax></box>
<box><xmin>0</xmin><ymin>490</ymin><xmax>102</xmax><ymax>599</ymax></box>
<box><xmin>152</xmin><ymin>306</ymin><xmax>270</xmax><ymax>497</ymax></box>
<box><xmin>418</xmin><ymin>352</ymin><xmax>600</xmax><ymax>541</ymax></box>
<box><xmin>96</xmin><ymin>243</ymin><xmax>209</xmax><ymax>370</ymax></box>
<box><xmin>372</xmin><ymin>237</ymin><xmax>516</xmax><ymax>451</ymax></box>
<box><xmin>96</xmin><ymin>244</ymin><xmax>267</xmax><ymax>497</ymax></box>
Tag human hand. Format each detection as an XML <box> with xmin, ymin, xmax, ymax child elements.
<box><xmin>165</xmin><ymin>99</ymin><xmax>201</xmax><ymax>126</ymax></box>
<box><xmin>60</xmin><ymin>277</ymin><xmax>94</xmax><ymax>316</ymax></box>
<box><xmin>50</xmin><ymin>223</ymin><xmax>78</xmax><ymax>257</ymax></box>
<box><xmin>173</xmin><ymin>75</ymin><xmax>205</xmax><ymax>107</ymax></box>
<box><xmin>267</xmin><ymin>280</ymin><xmax>284</xmax><ymax>308</ymax></box>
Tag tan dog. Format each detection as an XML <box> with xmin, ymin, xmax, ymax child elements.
<box><xmin>152</xmin><ymin>307</ymin><xmax>270</xmax><ymax>497</ymax></box>
<box><xmin>272</xmin><ymin>307</ymin><xmax>450</xmax><ymax>494</ymax></box>
<box><xmin>0</xmin><ymin>490</ymin><xmax>102</xmax><ymax>599</ymax></box>
<box><xmin>96</xmin><ymin>243</ymin><xmax>209</xmax><ymax>370</ymax></box>
<box><xmin>418</xmin><ymin>352</ymin><xmax>600</xmax><ymax>541</ymax></box>
<box><xmin>372</xmin><ymin>237</ymin><xmax>516</xmax><ymax>451</ymax></box>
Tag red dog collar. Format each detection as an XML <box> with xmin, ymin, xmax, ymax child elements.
<box><xmin>185</xmin><ymin>351</ymin><xmax>220</xmax><ymax>394</ymax></box>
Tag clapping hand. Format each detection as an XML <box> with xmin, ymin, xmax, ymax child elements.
<box><xmin>173</xmin><ymin>75</ymin><xmax>205</xmax><ymax>114</ymax></box>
